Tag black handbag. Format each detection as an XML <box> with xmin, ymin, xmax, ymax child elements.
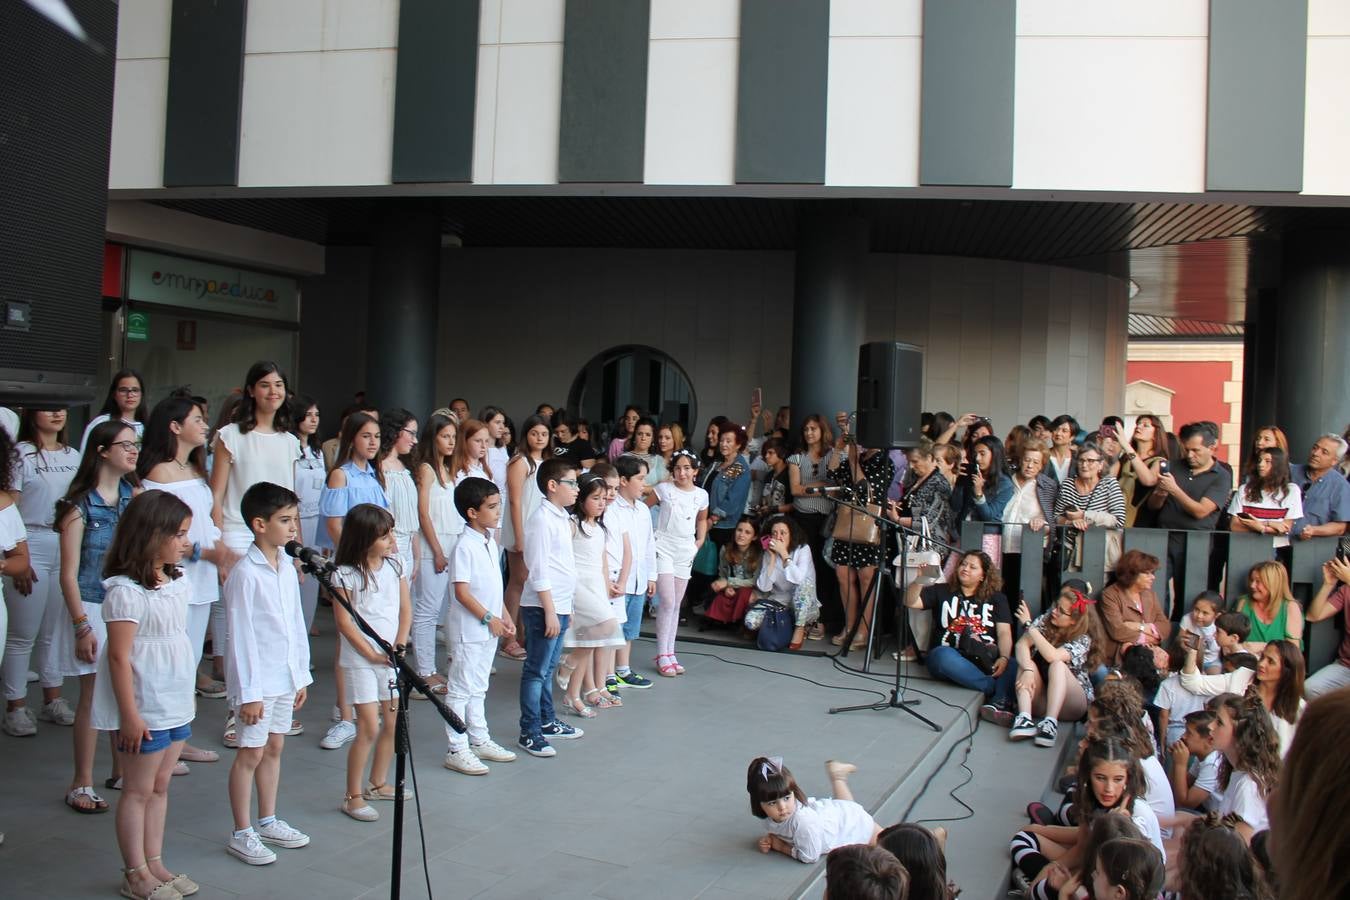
<box><xmin>756</xmin><ymin>602</ymin><xmax>796</xmax><ymax>652</ymax></box>
<box><xmin>951</xmin><ymin>617</ymin><xmax>999</xmax><ymax>675</ymax></box>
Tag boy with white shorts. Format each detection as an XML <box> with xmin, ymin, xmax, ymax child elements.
<box><xmin>223</xmin><ymin>482</ymin><xmax>313</xmax><ymax>865</ymax></box>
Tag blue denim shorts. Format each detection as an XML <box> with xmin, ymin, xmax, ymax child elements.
<box><xmin>622</xmin><ymin>593</ymin><xmax>647</xmax><ymax>641</ymax></box>
<box><xmin>141</xmin><ymin>723</ymin><xmax>192</xmax><ymax>753</ymax></box>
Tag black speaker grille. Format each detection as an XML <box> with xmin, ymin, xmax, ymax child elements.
<box><xmin>0</xmin><ymin>0</ymin><xmax>117</xmax><ymax>377</ymax></box>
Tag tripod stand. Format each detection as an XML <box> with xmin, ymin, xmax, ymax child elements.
<box><xmin>825</xmin><ymin>498</ymin><xmax>941</xmax><ymax>731</ymax></box>
<box><xmin>299</xmin><ymin>553</ymin><xmax>465</xmax><ymax>900</ymax></box>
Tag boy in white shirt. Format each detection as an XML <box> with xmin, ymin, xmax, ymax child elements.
<box><xmin>517</xmin><ymin>458</ymin><xmax>582</xmax><ymax>758</ymax></box>
<box><xmin>443</xmin><ymin>477</ymin><xmax>518</xmax><ymax>775</ymax></box>
<box><xmin>610</xmin><ymin>456</ymin><xmax>657</xmax><ymax>690</ymax></box>
<box><xmin>223</xmin><ymin>483</ymin><xmax>313</xmax><ymax>866</ymax></box>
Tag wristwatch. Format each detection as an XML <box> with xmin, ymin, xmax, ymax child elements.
<box><xmin>481</xmin><ymin>611</ymin><xmax>494</xmax><ymax>626</ymax></box>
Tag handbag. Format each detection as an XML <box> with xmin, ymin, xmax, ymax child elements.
<box><xmin>896</xmin><ymin>515</ymin><xmax>942</xmax><ymax>570</ymax></box>
<box><xmin>831</xmin><ymin>479</ymin><xmax>883</xmax><ymax>547</ymax></box>
<box><xmin>952</xmin><ymin>618</ymin><xmax>999</xmax><ymax>675</ymax></box>
<box><xmin>755</xmin><ymin>601</ymin><xmax>796</xmax><ymax>652</ymax></box>
<box><xmin>692</xmin><ymin>537</ymin><xmax>719</xmax><ymax>577</ymax></box>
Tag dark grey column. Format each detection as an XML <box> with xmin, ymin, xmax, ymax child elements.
<box><xmin>391</xmin><ymin>0</ymin><xmax>479</xmax><ymax>183</ymax></box>
<box><xmin>1273</xmin><ymin>231</ymin><xmax>1350</xmax><ymax>452</ymax></box>
<box><xmin>365</xmin><ymin>207</ymin><xmax>441</xmax><ymax>416</ymax></box>
<box><xmin>163</xmin><ymin>0</ymin><xmax>247</xmax><ymax>187</ymax></box>
<box><xmin>1240</xmin><ymin>285</ymin><xmax>1279</xmax><ymax>468</ymax></box>
<box><xmin>789</xmin><ymin>215</ymin><xmax>868</xmax><ymax>427</ymax></box>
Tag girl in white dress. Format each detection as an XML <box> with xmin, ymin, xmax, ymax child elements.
<box><xmin>331</xmin><ymin>504</ymin><xmax>411</xmax><ymax>823</ymax></box>
<box><xmin>559</xmin><ymin>475</ymin><xmax>624</xmax><ymax>718</ymax></box>
<box><xmin>139</xmin><ymin>392</ymin><xmax>231</xmax><ymax>765</ymax></box>
<box><xmin>748</xmin><ymin>756</ymin><xmax>881</xmax><ymax>864</ymax></box>
<box><xmin>647</xmin><ymin>449</ymin><xmax>708</xmax><ymax>676</ymax></box>
<box><xmin>291</xmin><ymin>396</ymin><xmax>326</xmax><ymax>630</ymax></box>
<box><xmin>413</xmin><ymin>413</ymin><xmax>457</xmax><ymax>686</ymax></box>
<box><xmin>502</xmin><ymin>415</ymin><xmax>551</xmax><ymax>661</ymax></box>
<box><xmin>378</xmin><ymin>409</ymin><xmax>421</xmax><ymax>581</ymax></box>
<box><xmin>92</xmin><ymin>490</ymin><xmax>198</xmax><ymax>900</ymax></box>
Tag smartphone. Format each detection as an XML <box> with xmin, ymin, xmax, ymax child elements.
<box><xmin>760</xmin><ymin>535</ymin><xmax>772</xmax><ymax>550</ymax></box>
<box><xmin>1337</xmin><ymin>543</ymin><xmax>1349</xmax><ymax>562</ymax></box>
<box><xmin>751</xmin><ymin>386</ymin><xmax>762</xmax><ymax>410</ymax></box>
<box><xmin>1158</xmin><ymin>459</ymin><xmax>1170</xmax><ymax>475</ymax></box>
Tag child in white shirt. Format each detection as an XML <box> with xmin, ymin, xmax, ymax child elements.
<box><xmin>749</xmin><ymin>756</ymin><xmax>881</xmax><ymax>864</ymax></box>
<box><xmin>223</xmin><ymin>483</ymin><xmax>314</xmax><ymax>865</ymax></box>
<box><xmin>442</xmin><ymin>477</ymin><xmax>518</xmax><ymax>775</ymax></box>
<box><xmin>1178</xmin><ymin>592</ymin><xmax>1221</xmax><ymax>674</ymax></box>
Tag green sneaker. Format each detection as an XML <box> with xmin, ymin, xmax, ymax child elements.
<box><xmin>615</xmin><ymin>670</ymin><xmax>652</xmax><ymax>690</ymax></box>
<box><xmin>604</xmin><ymin>675</ymin><xmax>622</xmax><ymax>696</ymax></box>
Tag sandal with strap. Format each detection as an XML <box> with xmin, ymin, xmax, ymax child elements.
<box><xmin>584</xmin><ymin>689</ymin><xmax>618</xmax><ymax>709</ymax></box>
<box><xmin>120</xmin><ymin>863</ymin><xmax>182</xmax><ymax>900</ymax></box>
<box><xmin>342</xmin><ymin>793</ymin><xmax>379</xmax><ymax>822</ymax></box>
<box><xmin>147</xmin><ymin>857</ymin><xmax>198</xmax><ymax>897</ymax></box>
<box><xmin>499</xmin><ymin>640</ymin><xmax>528</xmax><ymax>661</ymax></box>
<box><xmin>654</xmin><ymin>655</ymin><xmax>678</xmax><ymax>677</ymax></box>
<box><xmin>363</xmin><ymin>782</ymin><xmax>412</xmax><ymax>802</ymax></box>
<box><xmin>554</xmin><ymin>656</ymin><xmax>577</xmax><ymax>690</ymax></box>
<box><xmin>670</xmin><ymin>658</ymin><xmax>686</xmax><ymax>675</ymax></box>
<box><xmin>562</xmin><ymin>696</ymin><xmax>597</xmax><ymax>718</ymax></box>
<box><xmin>65</xmin><ymin>785</ymin><xmax>109</xmax><ymax>814</ymax></box>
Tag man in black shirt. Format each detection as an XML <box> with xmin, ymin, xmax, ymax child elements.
<box><xmin>1147</xmin><ymin>421</ymin><xmax>1232</xmax><ymax>614</ymax></box>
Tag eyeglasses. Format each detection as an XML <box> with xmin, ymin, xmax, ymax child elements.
<box><xmin>1078</xmin><ymin>457</ymin><xmax>1102</xmax><ymax>465</ymax></box>
<box><xmin>400</xmin><ymin>428</ymin><xmax>418</xmax><ymax>439</ymax></box>
<box><xmin>110</xmin><ymin>441</ymin><xmax>142</xmax><ymax>452</ymax></box>
<box><xmin>558</xmin><ymin>478</ymin><xmax>579</xmax><ymax>487</ymax></box>
<box><xmin>115</xmin><ymin>387</ymin><xmax>142</xmax><ymax>395</ymax></box>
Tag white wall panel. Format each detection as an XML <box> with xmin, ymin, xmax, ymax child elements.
<box><xmin>1013</xmin><ymin>37</ymin><xmax>1207</xmax><ymax>192</ymax></box>
<box><xmin>491</xmin><ymin>43</ymin><xmax>563</xmax><ymax>184</ymax></box>
<box><xmin>644</xmin><ymin>39</ymin><xmax>739</xmax><ymax>185</ymax></box>
<box><xmin>116</xmin><ymin>0</ymin><xmax>172</xmax><ymax>59</ymax></box>
<box><xmin>480</xmin><ymin>0</ymin><xmax>503</xmax><ymax>43</ymax></box>
<box><xmin>650</xmin><ymin>0</ymin><xmax>740</xmax><ymax>39</ymax></box>
<box><xmin>245</xmin><ymin>0</ymin><xmax>324</xmax><ymax>53</ymax></box>
<box><xmin>1017</xmin><ymin>0</ymin><xmax>1207</xmax><ymax>37</ymax></box>
<box><xmin>830</xmin><ymin>0</ymin><xmax>921</xmax><ymax>37</ymax></box>
<box><xmin>499</xmin><ymin>0</ymin><xmax>565</xmax><ymax>44</ymax></box>
<box><xmin>1303</xmin><ymin>36</ymin><xmax>1350</xmax><ymax>195</ymax></box>
<box><xmin>1309</xmin><ymin>0</ymin><xmax>1350</xmax><ymax>35</ymax></box>
<box><xmin>108</xmin><ymin>59</ymin><xmax>169</xmax><ymax>190</ymax></box>
<box><xmin>322</xmin><ymin>0</ymin><xmax>400</xmax><ymax>50</ymax></box>
<box><xmin>238</xmin><ymin>50</ymin><xmax>396</xmax><ymax>186</ymax></box>
<box><xmin>825</xmin><ymin>37</ymin><xmax>920</xmax><ymax>186</ymax></box>
<box><xmin>472</xmin><ymin>45</ymin><xmax>501</xmax><ymax>183</ymax></box>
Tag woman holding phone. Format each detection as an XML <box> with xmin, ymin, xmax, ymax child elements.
<box><xmin>1227</xmin><ymin>446</ymin><xmax>1301</xmax><ymax>550</ymax></box>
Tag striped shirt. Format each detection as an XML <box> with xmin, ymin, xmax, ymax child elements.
<box><xmin>1054</xmin><ymin>477</ymin><xmax>1126</xmax><ymax>528</ymax></box>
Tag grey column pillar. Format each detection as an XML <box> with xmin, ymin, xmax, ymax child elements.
<box><xmin>1273</xmin><ymin>231</ymin><xmax>1350</xmax><ymax>453</ymax></box>
<box><xmin>365</xmin><ymin>206</ymin><xmax>441</xmax><ymax>416</ymax></box>
<box><xmin>789</xmin><ymin>214</ymin><xmax>869</xmax><ymax>429</ymax></box>
<box><xmin>1240</xmin><ymin>286</ymin><xmax>1279</xmax><ymax>468</ymax></box>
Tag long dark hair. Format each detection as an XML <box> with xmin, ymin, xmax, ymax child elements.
<box><xmin>17</xmin><ymin>407</ymin><xmax>69</xmax><ymax>456</ymax></box>
<box><xmin>102</xmin><ymin>490</ymin><xmax>190</xmax><ymax>587</ymax></box>
<box><xmin>877</xmin><ymin>823</ymin><xmax>951</xmax><ymax>900</ymax></box>
<box><xmin>96</xmin><ymin>368</ymin><xmax>147</xmax><ymax>423</ymax></box>
<box><xmin>1179</xmin><ymin>812</ymin><xmax>1272</xmax><ymax>900</ymax></box>
<box><xmin>138</xmin><ymin>394</ymin><xmax>208</xmax><ymax>480</ymax></box>
<box><xmin>1213</xmin><ymin>693</ymin><xmax>1281</xmax><ymax>797</ymax></box>
<box><xmin>510</xmin><ymin>414</ymin><xmax>552</xmax><ymax>476</ymax></box>
<box><xmin>1252</xmin><ymin>639</ymin><xmax>1304</xmax><ymax>725</ymax></box>
<box><xmin>1075</xmin><ymin>735</ymin><xmax>1146</xmax><ymax>821</ymax></box>
<box><xmin>477</xmin><ymin>405</ymin><xmax>509</xmax><ymax>448</ymax></box>
<box><xmin>334</xmin><ymin>503</ymin><xmax>397</xmax><ymax>589</ymax></box>
<box><xmin>55</xmin><ymin>420</ymin><xmax>141</xmax><ymax>530</ymax></box>
<box><xmin>1243</xmin><ymin>446</ymin><xmax>1292</xmax><ymax>504</ymax></box>
<box><xmin>233</xmin><ymin>361</ymin><xmax>293</xmax><ymax>434</ymax></box>
<box><xmin>572</xmin><ymin>472</ymin><xmax>609</xmax><ymax>537</ymax></box>
<box><xmin>291</xmin><ymin>395</ymin><xmax>322</xmax><ymax>454</ymax></box>
<box><xmin>378</xmin><ymin>407</ymin><xmax>417</xmax><ymax>480</ymax></box>
<box><xmin>972</xmin><ymin>434</ymin><xmax>1006</xmax><ymax>497</ymax></box>
<box><xmin>0</xmin><ymin>428</ymin><xmax>16</xmax><ymax>493</ymax></box>
<box><xmin>334</xmin><ymin>412</ymin><xmax>380</xmax><ymax>476</ymax></box>
<box><xmin>415</xmin><ymin>413</ymin><xmax>456</xmax><ymax>488</ymax></box>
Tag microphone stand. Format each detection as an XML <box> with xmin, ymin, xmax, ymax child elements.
<box><xmin>824</xmin><ymin>496</ymin><xmax>941</xmax><ymax>732</ymax></box>
<box><xmin>299</xmin><ymin>556</ymin><xmax>465</xmax><ymax>900</ymax></box>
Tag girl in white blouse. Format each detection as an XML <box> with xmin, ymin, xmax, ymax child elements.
<box><xmin>290</xmin><ymin>397</ymin><xmax>326</xmax><ymax>630</ymax></box>
<box><xmin>377</xmin><ymin>409</ymin><xmax>421</xmax><ymax>582</ymax></box>
<box><xmin>91</xmin><ymin>490</ymin><xmax>198</xmax><ymax>900</ymax></box>
<box><xmin>748</xmin><ymin>756</ymin><xmax>881</xmax><ymax>864</ymax></box>
<box><xmin>413</xmin><ymin>414</ymin><xmax>457</xmax><ymax>685</ymax></box>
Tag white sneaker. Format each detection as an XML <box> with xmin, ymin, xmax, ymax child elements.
<box><xmin>227</xmin><ymin>829</ymin><xmax>277</xmax><ymax>866</ymax></box>
<box><xmin>443</xmin><ymin>748</ymin><xmax>489</xmax><ymax>775</ymax></box>
<box><xmin>319</xmin><ymin>719</ymin><xmax>357</xmax><ymax>750</ymax></box>
<box><xmin>26</xmin><ymin>670</ymin><xmax>38</xmax><ymax>683</ymax></box>
<box><xmin>256</xmin><ymin>818</ymin><xmax>310</xmax><ymax>849</ymax></box>
<box><xmin>2</xmin><ymin>708</ymin><xmax>36</xmax><ymax>737</ymax></box>
<box><xmin>39</xmin><ymin>697</ymin><xmax>75</xmax><ymax>726</ymax></box>
<box><xmin>470</xmin><ymin>739</ymin><xmax>517</xmax><ymax>763</ymax></box>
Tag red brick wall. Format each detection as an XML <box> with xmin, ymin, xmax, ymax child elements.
<box><xmin>1127</xmin><ymin>360</ymin><xmax>1232</xmax><ymax>461</ymax></box>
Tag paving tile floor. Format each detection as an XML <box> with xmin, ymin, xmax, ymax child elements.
<box><xmin>0</xmin><ymin>618</ymin><xmax>990</xmax><ymax>900</ymax></box>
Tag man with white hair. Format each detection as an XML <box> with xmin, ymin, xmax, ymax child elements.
<box><xmin>1290</xmin><ymin>433</ymin><xmax>1350</xmax><ymax>541</ymax></box>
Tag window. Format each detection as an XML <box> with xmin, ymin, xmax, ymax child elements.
<box><xmin>567</xmin><ymin>345</ymin><xmax>696</xmax><ymax>442</ymax></box>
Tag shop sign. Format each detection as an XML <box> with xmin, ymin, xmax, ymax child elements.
<box><xmin>126</xmin><ymin>249</ymin><xmax>299</xmax><ymax>323</ymax></box>
<box><xmin>127</xmin><ymin>311</ymin><xmax>149</xmax><ymax>342</ymax></box>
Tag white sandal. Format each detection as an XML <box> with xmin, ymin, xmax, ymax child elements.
<box><xmin>341</xmin><ymin>794</ymin><xmax>379</xmax><ymax>822</ymax></box>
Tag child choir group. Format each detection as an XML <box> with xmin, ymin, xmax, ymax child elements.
<box><xmin>0</xmin><ymin>360</ymin><xmax>818</xmax><ymax>900</ymax></box>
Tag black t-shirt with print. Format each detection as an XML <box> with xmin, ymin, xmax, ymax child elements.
<box><xmin>552</xmin><ymin>438</ymin><xmax>595</xmax><ymax>469</ymax></box>
<box><xmin>919</xmin><ymin>583</ymin><xmax>1012</xmax><ymax>650</ymax></box>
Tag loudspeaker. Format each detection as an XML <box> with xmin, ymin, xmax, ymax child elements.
<box><xmin>856</xmin><ymin>342</ymin><xmax>924</xmax><ymax>448</ymax></box>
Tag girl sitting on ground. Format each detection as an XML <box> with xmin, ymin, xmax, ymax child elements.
<box><xmin>703</xmin><ymin>516</ymin><xmax>762</xmax><ymax>627</ymax></box>
<box><xmin>748</xmin><ymin>756</ymin><xmax>881</xmax><ymax>864</ymax></box>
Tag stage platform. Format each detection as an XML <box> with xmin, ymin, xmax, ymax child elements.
<box><xmin>0</xmin><ymin>617</ymin><xmax>1055</xmax><ymax>900</ymax></box>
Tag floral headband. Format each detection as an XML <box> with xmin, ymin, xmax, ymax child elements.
<box><xmin>671</xmin><ymin>449</ymin><xmax>700</xmax><ymax>466</ymax></box>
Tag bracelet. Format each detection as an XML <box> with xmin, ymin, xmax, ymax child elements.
<box><xmin>75</xmin><ymin>624</ymin><xmax>92</xmax><ymax>639</ymax></box>
<box><xmin>72</xmin><ymin>615</ymin><xmax>89</xmax><ymax>629</ymax></box>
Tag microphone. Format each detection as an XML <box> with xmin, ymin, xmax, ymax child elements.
<box><xmin>285</xmin><ymin>541</ymin><xmax>334</xmax><ymax>573</ymax></box>
<box><xmin>805</xmin><ymin>484</ymin><xmax>849</xmax><ymax>496</ymax></box>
